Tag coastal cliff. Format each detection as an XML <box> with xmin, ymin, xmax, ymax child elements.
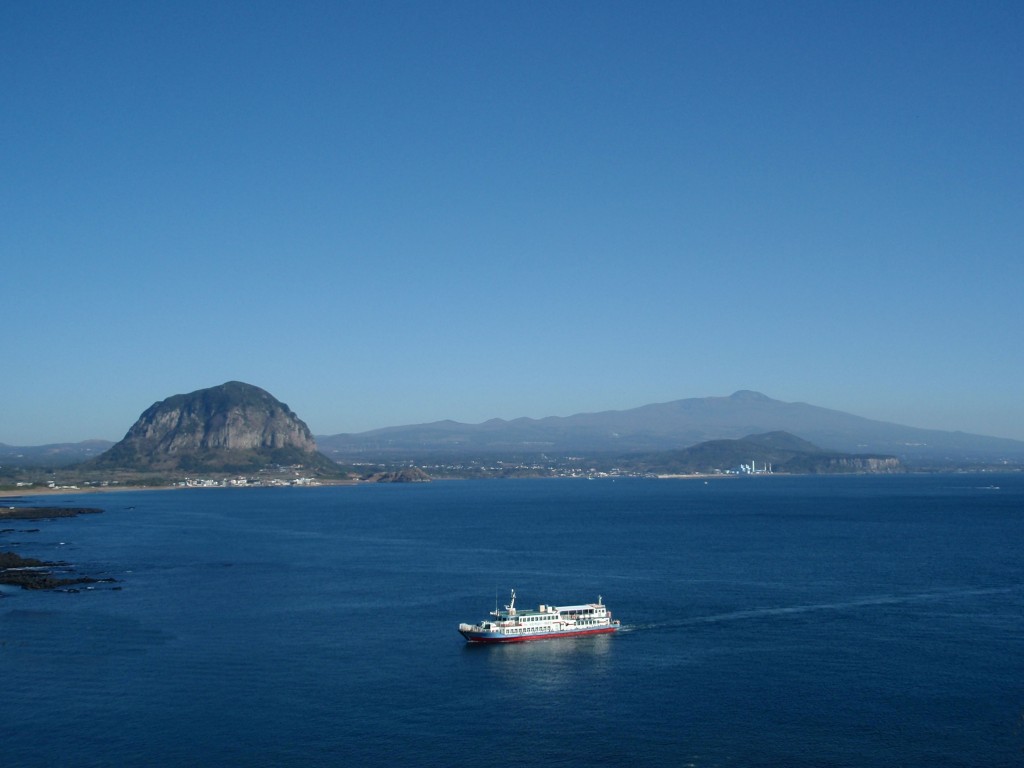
<box><xmin>89</xmin><ymin>381</ymin><xmax>339</xmax><ymax>473</ymax></box>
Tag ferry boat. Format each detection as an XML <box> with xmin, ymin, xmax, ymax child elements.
<box><xmin>458</xmin><ymin>589</ymin><xmax>621</xmax><ymax>643</ymax></box>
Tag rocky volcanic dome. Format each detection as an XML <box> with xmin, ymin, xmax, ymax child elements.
<box><xmin>92</xmin><ymin>381</ymin><xmax>330</xmax><ymax>472</ymax></box>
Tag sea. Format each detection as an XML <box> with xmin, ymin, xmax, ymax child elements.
<box><xmin>1</xmin><ymin>474</ymin><xmax>1022</xmax><ymax>767</ymax></box>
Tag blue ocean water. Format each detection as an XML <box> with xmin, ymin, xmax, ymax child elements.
<box><xmin>2</xmin><ymin>475</ymin><xmax>1022</xmax><ymax>767</ymax></box>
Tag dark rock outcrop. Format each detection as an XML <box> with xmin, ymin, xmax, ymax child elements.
<box><xmin>0</xmin><ymin>551</ymin><xmax>102</xmax><ymax>591</ymax></box>
<box><xmin>366</xmin><ymin>467</ymin><xmax>432</xmax><ymax>483</ymax></box>
<box><xmin>88</xmin><ymin>381</ymin><xmax>340</xmax><ymax>473</ymax></box>
<box><xmin>0</xmin><ymin>507</ymin><xmax>103</xmax><ymax>520</ymax></box>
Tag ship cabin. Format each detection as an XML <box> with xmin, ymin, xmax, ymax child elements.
<box><xmin>459</xmin><ymin>592</ymin><xmax>618</xmax><ymax>640</ymax></box>
<box><xmin>554</xmin><ymin>602</ymin><xmax>610</xmax><ymax>620</ymax></box>
<box><xmin>489</xmin><ymin>594</ymin><xmax>610</xmax><ymax>629</ymax></box>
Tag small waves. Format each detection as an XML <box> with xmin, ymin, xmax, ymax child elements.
<box><xmin>625</xmin><ymin>585</ymin><xmax>1022</xmax><ymax>633</ymax></box>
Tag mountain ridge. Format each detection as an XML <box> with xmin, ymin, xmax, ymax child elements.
<box><xmin>316</xmin><ymin>390</ymin><xmax>1024</xmax><ymax>464</ymax></box>
<box><xmin>5</xmin><ymin>390</ymin><xmax>1024</xmax><ymax>470</ymax></box>
<box><xmin>0</xmin><ymin>440</ymin><xmax>115</xmax><ymax>468</ymax></box>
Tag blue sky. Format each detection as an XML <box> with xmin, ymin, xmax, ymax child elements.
<box><xmin>3</xmin><ymin>1</ymin><xmax>1022</xmax><ymax>445</ymax></box>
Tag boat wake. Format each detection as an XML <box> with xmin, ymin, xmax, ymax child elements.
<box><xmin>625</xmin><ymin>585</ymin><xmax>1021</xmax><ymax>634</ymax></box>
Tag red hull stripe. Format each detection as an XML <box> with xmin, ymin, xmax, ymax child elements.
<box><xmin>462</xmin><ymin>627</ymin><xmax>618</xmax><ymax>644</ymax></box>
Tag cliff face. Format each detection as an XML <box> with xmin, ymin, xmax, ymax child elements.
<box><xmin>93</xmin><ymin>382</ymin><xmax>333</xmax><ymax>472</ymax></box>
<box><xmin>817</xmin><ymin>456</ymin><xmax>903</xmax><ymax>473</ymax></box>
<box><xmin>126</xmin><ymin>382</ymin><xmax>317</xmax><ymax>454</ymax></box>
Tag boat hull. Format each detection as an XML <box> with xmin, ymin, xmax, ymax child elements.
<box><xmin>459</xmin><ymin>591</ymin><xmax>620</xmax><ymax>644</ymax></box>
<box><xmin>460</xmin><ymin>625</ymin><xmax>619</xmax><ymax>644</ymax></box>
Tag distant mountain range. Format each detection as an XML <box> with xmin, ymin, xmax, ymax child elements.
<box><xmin>0</xmin><ymin>440</ymin><xmax>114</xmax><ymax>468</ymax></box>
<box><xmin>4</xmin><ymin>389</ymin><xmax>1023</xmax><ymax>471</ymax></box>
<box><xmin>317</xmin><ymin>390</ymin><xmax>1024</xmax><ymax>465</ymax></box>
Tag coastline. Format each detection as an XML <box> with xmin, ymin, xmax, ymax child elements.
<box><xmin>655</xmin><ymin>473</ymin><xmax>735</xmax><ymax>480</ymax></box>
<box><xmin>1</xmin><ymin>505</ymin><xmax>108</xmax><ymax>592</ymax></box>
<box><xmin>0</xmin><ymin>485</ymin><xmax>164</xmax><ymax>499</ymax></box>
<box><xmin>0</xmin><ymin>479</ymin><xmax>361</xmax><ymax>499</ymax></box>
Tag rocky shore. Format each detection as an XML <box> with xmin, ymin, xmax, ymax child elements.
<box><xmin>1</xmin><ymin>506</ymin><xmax>104</xmax><ymax>520</ymax></box>
<box><xmin>0</xmin><ymin>551</ymin><xmax>106</xmax><ymax>590</ymax></box>
<box><xmin>0</xmin><ymin>505</ymin><xmax>109</xmax><ymax>592</ymax></box>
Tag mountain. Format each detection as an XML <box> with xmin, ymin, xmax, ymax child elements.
<box><xmin>317</xmin><ymin>391</ymin><xmax>1024</xmax><ymax>465</ymax></box>
<box><xmin>627</xmin><ymin>431</ymin><xmax>903</xmax><ymax>475</ymax></box>
<box><xmin>0</xmin><ymin>440</ymin><xmax>114</xmax><ymax>468</ymax></box>
<box><xmin>88</xmin><ymin>381</ymin><xmax>340</xmax><ymax>473</ymax></box>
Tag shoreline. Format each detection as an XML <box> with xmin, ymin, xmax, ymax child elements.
<box><xmin>655</xmin><ymin>473</ymin><xmax>736</xmax><ymax>480</ymax></box>
<box><xmin>0</xmin><ymin>485</ymin><xmax>182</xmax><ymax>499</ymax></box>
<box><xmin>1</xmin><ymin>505</ymin><xmax>109</xmax><ymax>592</ymax></box>
<box><xmin>0</xmin><ymin>479</ymin><xmax>361</xmax><ymax>499</ymax></box>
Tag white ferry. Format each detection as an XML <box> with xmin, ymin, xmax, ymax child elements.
<box><xmin>458</xmin><ymin>589</ymin><xmax>621</xmax><ymax>644</ymax></box>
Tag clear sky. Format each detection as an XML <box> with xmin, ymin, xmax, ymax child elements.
<box><xmin>3</xmin><ymin>1</ymin><xmax>1023</xmax><ymax>445</ymax></box>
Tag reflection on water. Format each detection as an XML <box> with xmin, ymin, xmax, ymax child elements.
<box><xmin>3</xmin><ymin>477</ymin><xmax>1023</xmax><ymax>767</ymax></box>
<box><xmin>463</xmin><ymin>633</ymin><xmax>615</xmax><ymax>691</ymax></box>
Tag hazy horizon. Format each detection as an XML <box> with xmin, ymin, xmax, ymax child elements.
<box><xmin>4</xmin><ymin>386</ymin><xmax>1024</xmax><ymax>448</ymax></box>
<box><xmin>4</xmin><ymin>2</ymin><xmax>1022</xmax><ymax>444</ymax></box>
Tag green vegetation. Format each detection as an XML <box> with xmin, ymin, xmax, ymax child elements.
<box><xmin>620</xmin><ymin>432</ymin><xmax>902</xmax><ymax>475</ymax></box>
